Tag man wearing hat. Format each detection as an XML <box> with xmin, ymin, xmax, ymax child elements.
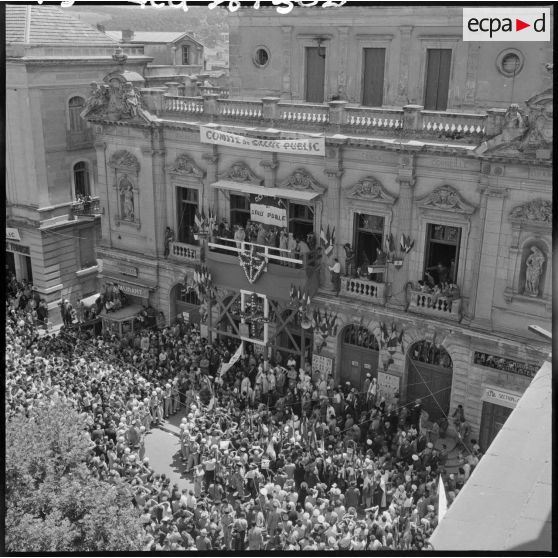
<box><xmin>195</xmin><ymin>528</ymin><xmax>212</xmax><ymax>550</ymax></box>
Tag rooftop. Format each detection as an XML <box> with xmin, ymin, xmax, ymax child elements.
<box><xmin>6</xmin><ymin>5</ymin><xmax>118</xmax><ymax>46</ymax></box>
<box><xmin>106</xmin><ymin>30</ymin><xmax>202</xmax><ymax>46</ymax></box>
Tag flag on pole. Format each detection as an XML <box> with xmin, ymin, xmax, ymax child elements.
<box><xmin>219</xmin><ymin>344</ymin><xmax>243</xmax><ymax>376</ymax></box>
<box><xmin>438</xmin><ymin>474</ymin><xmax>448</xmax><ymax>523</ymax></box>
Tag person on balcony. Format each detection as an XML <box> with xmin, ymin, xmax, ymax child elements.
<box><xmin>328</xmin><ymin>258</ymin><xmax>341</xmax><ymax>296</ymax></box>
<box><xmin>279</xmin><ymin>229</ymin><xmax>289</xmax><ymax>264</ymax></box>
<box><xmin>256</xmin><ymin>224</ymin><xmax>267</xmax><ymax>246</ymax></box>
<box><xmin>234</xmin><ymin>225</ymin><xmax>245</xmax><ymax>250</ymax></box>
<box><xmin>287</xmin><ymin>232</ymin><xmax>297</xmax><ymax>266</ymax></box>
<box><xmin>164</xmin><ymin>226</ymin><xmax>175</xmax><ymax>258</ymax></box>
<box><xmin>343</xmin><ymin>243</ymin><xmax>356</xmax><ymax>277</ymax></box>
<box><xmin>426</xmin><ymin>262</ymin><xmax>449</xmax><ymax>285</ymax></box>
<box><xmin>296</xmin><ymin>237</ymin><xmax>310</xmax><ymax>264</ymax></box>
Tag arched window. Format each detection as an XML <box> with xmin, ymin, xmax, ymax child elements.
<box><xmin>343</xmin><ymin>325</ymin><xmax>379</xmax><ymax>350</ymax></box>
<box><xmin>409</xmin><ymin>340</ymin><xmax>452</xmax><ymax>368</ymax></box>
<box><xmin>73</xmin><ymin>161</ymin><xmax>90</xmax><ymax>198</ymax></box>
<box><xmin>68</xmin><ymin>96</ymin><xmax>85</xmax><ymax>133</ymax></box>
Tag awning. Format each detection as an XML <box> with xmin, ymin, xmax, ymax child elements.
<box><xmin>211</xmin><ymin>180</ymin><xmax>321</xmax><ymax>201</ymax></box>
<box><xmin>80</xmin><ymin>293</ymin><xmax>101</xmax><ymax>309</ymax></box>
<box><xmin>101</xmin><ymin>304</ymin><xmax>144</xmax><ymax>322</ymax></box>
<box><xmin>99</xmin><ymin>274</ymin><xmax>156</xmax><ymax>299</ymax></box>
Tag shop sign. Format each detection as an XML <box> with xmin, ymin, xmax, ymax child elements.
<box><xmin>182</xmin><ymin>311</ymin><xmax>190</xmax><ymax>322</ymax></box>
<box><xmin>377</xmin><ymin>371</ymin><xmax>400</xmax><ymax>403</ymax></box>
<box><xmin>6</xmin><ymin>228</ymin><xmax>21</xmax><ymax>241</ymax></box>
<box><xmin>200</xmin><ymin>125</ymin><xmax>326</xmax><ymax>156</ymax></box>
<box><xmin>482</xmin><ymin>387</ymin><xmax>521</xmax><ymax>409</ymax></box>
<box><xmin>250</xmin><ymin>195</ymin><xmax>287</xmax><ymax>228</ymax></box>
<box><xmin>119</xmin><ymin>265</ymin><xmax>138</xmax><ymax>277</ymax></box>
<box><xmin>116</xmin><ymin>282</ymin><xmax>148</xmax><ymax>298</ymax></box>
<box><xmin>312</xmin><ymin>354</ymin><xmax>333</xmax><ymax>377</ymax></box>
<box><xmin>6</xmin><ymin>241</ymin><xmax>30</xmax><ymax>255</ymax></box>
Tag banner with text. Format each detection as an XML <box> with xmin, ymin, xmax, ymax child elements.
<box><xmin>250</xmin><ymin>195</ymin><xmax>287</xmax><ymax>227</ymax></box>
<box><xmin>200</xmin><ymin>126</ymin><xmax>325</xmax><ymax>156</ymax></box>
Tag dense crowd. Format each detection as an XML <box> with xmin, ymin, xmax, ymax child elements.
<box><xmin>6</xmin><ymin>272</ymin><xmax>482</xmax><ymax>551</ymax></box>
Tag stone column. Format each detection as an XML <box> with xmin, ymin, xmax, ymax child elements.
<box><xmin>150</xmin><ymin>145</ymin><xmax>167</xmax><ymax>258</ymax></box>
<box><xmin>471</xmin><ymin>181</ymin><xmax>508</xmax><ymax>330</ymax></box>
<box><xmin>202</xmin><ymin>150</ymin><xmax>219</xmax><ymax>215</ymax></box>
<box><xmin>336</xmin><ymin>26</ymin><xmax>349</xmax><ymax>99</ymax></box>
<box><xmin>281</xmin><ymin>26</ymin><xmax>293</xmax><ymax>98</ymax></box>
<box><xmin>262</xmin><ymin>97</ymin><xmax>281</xmax><ymax>125</ymax></box>
<box><xmin>395</xmin><ymin>26</ymin><xmax>413</xmax><ymax>105</ymax></box>
<box><xmin>387</xmin><ymin>153</ymin><xmax>416</xmax><ymax>309</ymax></box>
<box><xmin>140</xmin><ymin>146</ymin><xmax>158</xmax><ymax>259</ymax></box>
<box><xmin>94</xmin><ymin>140</ymin><xmax>111</xmax><ymax>247</ymax></box>
<box><xmin>323</xmin><ymin>166</ymin><xmax>344</xmax><ymax>291</ymax></box>
<box><xmin>328</xmin><ymin>101</ymin><xmax>347</xmax><ymax>133</ymax></box>
<box><xmin>203</xmin><ymin>93</ymin><xmax>219</xmax><ymax>122</ymax></box>
<box><xmin>260</xmin><ymin>155</ymin><xmax>278</xmax><ymax>189</ymax></box>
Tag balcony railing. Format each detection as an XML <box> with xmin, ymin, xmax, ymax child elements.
<box><xmin>71</xmin><ymin>197</ymin><xmax>101</xmax><ymax>217</ymax></box>
<box><xmin>408</xmin><ymin>289</ymin><xmax>462</xmax><ymax>322</ymax></box>
<box><xmin>341</xmin><ymin>276</ymin><xmax>386</xmax><ymax>303</ymax></box>
<box><xmin>198</xmin><ymin>85</ymin><xmax>230</xmax><ymax>98</ymax></box>
<box><xmin>168</xmin><ymin>241</ymin><xmax>201</xmax><ymax>263</ymax></box>
<box><xmin>157</xmin><ymin>94</ymin><xmax>494</xmax><ymax>143</ymax></box>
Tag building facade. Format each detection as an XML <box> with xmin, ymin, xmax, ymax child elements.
<box><xmin>6</xmin><ymin>5</ymin><xmax>151</xmax><ymax>325</ymax></box>
<box><xmin>83</xmin><ymin>6</ymin><xmax>552</xmax><ymax>450</ymax></box>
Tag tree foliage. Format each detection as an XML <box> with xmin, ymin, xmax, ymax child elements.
<box><xmin>5</xmin><ymin>402</ymin><xmax>144</xmax><ymax>552</ymax></box>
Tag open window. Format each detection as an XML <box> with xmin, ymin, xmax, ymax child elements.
<box><xmin>424</xmin><ymin>224</ymin><xmax>461</xmax><ymax>284</ymax></box>
<box><xmin>73</xmin><ymin>161</ymin><xmax>91</xmax><ymax>198</ymax></box>
<box><xmin>177</xmin><ymin>186</ymin><xmax>199</xmax><ymax>244</ymax></box>
<box><xmin>288</xmin><ymin>202</ymin><xmax>314</xmax><ymax>240</ymax></box>
<box><xmin>353</xmin><ymin>213</ymin><xmax>384</xmax><ymax>269</ymax></box>
<box><xmin>230</xmin><ymin>194</ymin><xmax>250</xmax><ymax>228</ymax></box>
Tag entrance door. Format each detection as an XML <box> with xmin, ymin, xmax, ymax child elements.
<box><xmin>479</xmin><ymin>401</ymin><xmax>513</xmax><ymax>452</ymax></box>
<box><xmin>305</xmin><ymin>47</ymin><xmax>325</xmax><ymax>103</ymax></box>
<box><xmin>406</xmin><ymin>340</ymin><xmax>453</xmax><ymax>422</ymax></box>
<box><xmin>362</xmin><ymin>48</ymin><xmax>385</xmax><ymax>107</ymax></box>
<box><xmin>6</xmin><ymin>252</ymin><xmax>15</xmax><ymax>276</ymax></box>
<box><xmin>340</xmin><ymin>325</ymin><xmax>380</xmax><ymax>390</ymax></box>
<box><xmin>171</xmin><ymin>284</ymin><xmax>200</xmax><ymax>324</ymax></box>
<box><xmin>424</xmin><ymin>48</ymin><xmax>452</xmax><ymax>111</ymax></box>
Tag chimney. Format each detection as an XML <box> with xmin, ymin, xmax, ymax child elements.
<box><xmin>96</xmin><ymin>23</ymin><xmax>106</xmax><ymax>33</ymax></box>
<box><xmin>122</xmin><ymin>29</ymin><xmax>134</xmax><ymax>42</ymax></box>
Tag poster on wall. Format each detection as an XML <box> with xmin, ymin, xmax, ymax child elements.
<box><xmin>377</xmin><ymin>371</ymin><xmax>400</xmax><ymax>403</ymax></box>
<box><xmin>249</xmin><ymin>195</ymin><xmax>287</xmax><ymax>228</ymax></box>
<box><xmin>312</xmin><ymin>354</ymin><xmax>334</xmax><ymax>377</ymax></box>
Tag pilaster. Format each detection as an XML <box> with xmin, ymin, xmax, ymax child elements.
<box><xmin>260</xmin><ymin>155</ymin><xmax>278</xmax><ymax>188</ymax></box>
<box><xmin>94</xmin><ymin>140</ymin><xmax>110</xmax><ymax>247</ymax></box>
<box><xmin>323</xmin><ymin>166</ymin><xmax>344</xmax><ymax>291</ymax></box>
<box><xmin>337</xmin><ymin>26</ymin><xmax>350</xmax><ymax>99</ymax></box>
<box><xmin>395</xmin><ymin>26</ymin><xmax>413</xmax><ymax>105</ymax></box>
<box><xmin>202</xmin><ymin>149</ymin><xmax>219</xmax><ymax>210</ymax></box>
<box><xmin>281</xmin><ymin>26</ymin><xmax>293</xmax><ymax>99</ymax></box>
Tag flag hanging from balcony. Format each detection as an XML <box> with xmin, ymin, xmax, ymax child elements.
<box><xmin>249</xmin><ymin>195</ymin><xmax>287</xmax><ymax>227</ymax></box>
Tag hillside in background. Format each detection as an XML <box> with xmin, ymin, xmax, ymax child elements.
<box><xmin>66</xmin><ymin>5</ymin><xmax>229</xmax><ymax>47</ymax></box>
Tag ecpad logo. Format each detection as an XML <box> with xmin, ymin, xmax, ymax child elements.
<box><xmin>463</xmin><ymin>8</ymin><xmax>550</xmax><ymax>41</ymax></box>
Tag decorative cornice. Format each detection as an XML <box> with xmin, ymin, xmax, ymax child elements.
<box><xmin>346</xmin><ymin>176</ymin><xmax>396</xmax><ymax>204</ymax></box>
<box><xmin>259</xmin><ymin>160</ymin><xmax>279</xmax><ymax>170</ymax></box>
<box><xmin>509</xmin><ymin>199</ymin><xmax>551</xmax><ymax>226</ymax></box>
<box><xmin>218</xmin><ymin>161</ymin><xmax>263</xmax><ymax>185</ymax></box>
<box><xmin>277</xmin><ymin>168</ymin><xmax>326</xmax><ymax>193</ymax></box>
<box><xmin>416</xmin><ymin>185</ymin><xmax>475</xmax><ymax>215</ymax></box>
<box><xmin>108</xmin><ymin>149</ymin><xmax>140</xmax><ymax>172</ymax></box>
<box><xmin>167</xmin><ymin>154</ymin><xmax>205</xmax><ymax>178</ymax></box>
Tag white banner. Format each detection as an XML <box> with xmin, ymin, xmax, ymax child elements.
<box><xmin>200</xmin><ymin>126</ymin><xmax>325</xmax><ymax>156</ymax></box>
<box><xmin>250</xmin><ymin>199</ymin><xmax>287</xmax><ymax>227</ymax></box>
<box><xmin>219</xmin><ymin>344</ymin><xmax>243</xmax><ymax>376</ymax></box>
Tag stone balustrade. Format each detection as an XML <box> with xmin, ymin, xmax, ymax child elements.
<box><xmin>158</xmin><ymin>94</ymin><xmax>497</xmax><ymax>142</ymax></box>
<box><xmin>198</xmin><ymin>85</ymin><xmax>229</xmax><ymax>98</ymax></box>
<box><xmin>71</xmin><ymin>197</ymin><xmax>101</xmax><ymax>217</ymax></box>
<box><xmin>341</xmin><ymin>276</ymin><xmax>386</xmax><ymax>303</ymax></box>
<box><xmin>408</xmin><ymin>289</ymin><xmax>462</xmax><ymax>322</ymax></box>
<box><xmin>168</xmin><ymin>241</ymin><xmax>201</xmax><ymax>263</ymax></box>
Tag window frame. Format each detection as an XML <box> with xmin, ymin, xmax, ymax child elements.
<box><xmin>353</xmin><ymin>212</ymin><xmax>385</xmax><ymax>269</ymax></box>
<box><xmin>423</xmin><ymin>223</ymin><xmax>462</xmax><ymax>283</ymax></box>
<box><xmin>181</xmin><ymin>45</ymin><xmax>190</xmax><ymax>65</ymax></box>
<box><xmin>68</xmin><ymin>95</ymin><xmax>86</xmax><ymax>133</ymax></box>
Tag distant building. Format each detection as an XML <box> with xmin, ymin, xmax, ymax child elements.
<box><xmin>6</xmin><ymin>5</ymin><xmax>150</xmax><ymax>325</ymax></box>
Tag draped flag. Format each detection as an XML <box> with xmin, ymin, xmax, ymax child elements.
<box><xmin>219</xmin><ymin>344</ymin><xmax>243</xmax><ymax>377</ymax></box>
<box><xmin>266</xmin><ymin>439</ymin><xmax>276</xmax><ymax>461</ymax></box>
<box><xmin>438</xmin><ymin>474</ymin><xmax>448</xmax><ymax>523</ymax></box>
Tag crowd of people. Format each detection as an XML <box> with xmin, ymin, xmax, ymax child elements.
<box><xmin>6</xmin><ymin>271</ymin><xmax>483</xmax><ymax>551</ymax></box>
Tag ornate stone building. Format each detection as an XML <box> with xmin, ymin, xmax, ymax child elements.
<box><xmin>6</xmin><ymin>5</ymin><xmax>150</xmax><ymax>324</ymax></box>
<box><xmin>83</xmin><ymin>6</ymin><xmax>552</xmax><ymax>450</ymax></box>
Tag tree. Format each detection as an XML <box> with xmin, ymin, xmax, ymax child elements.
<box><xmin>5</xmin><ymin>402</ymin><xmax>144</xmax><ymax>552</ymax></box>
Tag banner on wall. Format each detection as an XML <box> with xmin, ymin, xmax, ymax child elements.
<box><xmin>249</xmin><ymin>195</ymin><xmax>287</xmax><ymax>228</ymax></box>
<box><xmin>200</xmin><ymin>126</ymin><xmax>326</xmax><ymax>156</ymax></box>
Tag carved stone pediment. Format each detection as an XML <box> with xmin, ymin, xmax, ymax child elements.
<box><xmin>109</xmin><ymin>150</ymin><xmax>140</xmax><ymax>173</ymax></box>
<box><xmin>167</xmin><ymin>154</ymin><xmax>205</xmax><ymax>178</ymax></box>
<box><xmin>509</xmin><ymin>199</ymin><xmax>552</xmax><ymax>227</ymax></box>
<box><xmin>218</xmin><ymin>161</ymin><xmax>263</xmax><ymax>184</ymax></box>
<box><xmin>277</xmin><ymin>168</ymin><xmax>326</xmax><ymax>194</ymax></box>
<box><xmin>346</xmin><ymin>176</ymin><xmax>396</xmax><ymax>204</ymax></box>
<box><xmin>417</xmin><ymin>185</ymin><xmax>475</xmax><ymax>215</ymax></box>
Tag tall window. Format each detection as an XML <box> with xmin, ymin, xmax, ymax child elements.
<box><xmin>182</xmin><ymin>45</ymin><xmax>190</xmax><ymax>65</ymax></box>
<box><xmin>354</xmin><ymin>213</ymin><xmax>384</xmax><ymax>268</ymax></box>
<box><xmin>68</xmin><ymin>96</ymin><xmax>85</xmax><ymax>133</ymax></box>
<box><xmin>362</xmin><ymin>48</ymin><xmax>386</xmax><ymax>107</ymax></box>
<box><xmin>73</xmin><ymin>161</ymin><xmax>90</xmax><ymax>198</ymax></box>
<box><xmin>424</xmin><ymin>224</ymin><xmax>461</xmax><ymax>284</ymax></box>
<box><xmin>288</xmin><ymin>203</ymin><xmax>314</xmax><ymax>240</ymax></box>
<box><xmin>424</xmin><ymin>49</ymin><xmax>451</xmax><ymax>111</ymax></box>
<box><xmin>305</xmin><ymin>47</ymin><xmax>325</xmax><ymax>103</ymax></box>
<box><xmin>177</xmin><ymin>187</ymin><xmax>199</xmax><ymax>244</ymax></box>
<box><xmin>230</xmin><ymin>194</ymin><xmax>250</xmax><ymax>228</ymax></box>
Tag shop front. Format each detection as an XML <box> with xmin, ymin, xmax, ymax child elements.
<box><xmin>6</xmin><ymin>239</ymin><xmax>33</xmax><ymax>283</ymax></box>
<box><xmin>479</xmin><ymin>386</ymin><xmax>522</xmax><ymax>452</ymax></box>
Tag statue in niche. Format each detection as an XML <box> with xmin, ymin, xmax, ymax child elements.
<box><xmin>122</xmin><ymin>82</ymin><xmax>140</xmax><ymax>118</ymax></box>
<box><xmin>524</xmin><ymin>246</ymin><xmax>545</xmax><ymax>296</ymax></box>
<box><xmin>119</xmin><ymin>176</ymin><xmax>135</xmax><ymax>221</ymax></box>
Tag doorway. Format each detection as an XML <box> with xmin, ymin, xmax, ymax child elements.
<box><xmin>339</xmin><ymin>325</ymin><xmax>380</xmax><ymax>391</ymax></box>
<box><xmin>406</xmin><ymin>340</ymin><xmax>453</xmax><ymax>422</ymax></box>
<box><xmin>479</xmin><ymin>401</ymin><xmax>513</xmax><ymax>452</ymax></box>
<box><xmin>305</xmin><ymin>46</ymin><xmax>325</xmax><ymax>103</ymax></box>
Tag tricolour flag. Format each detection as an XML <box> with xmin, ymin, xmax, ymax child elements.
<box><xmin>438</xmin><ymin>474</ymin><xmax>448</xmax><ymax>523</ymax></box>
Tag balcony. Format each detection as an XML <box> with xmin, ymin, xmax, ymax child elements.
<box><xmin>159</xmin><ymin>94</ymin><xmax>495</xmax><ymax>144</ymax></box>
<box><xmin>206</xmin><ymin>237</ymin><xmax>321</xmax><ymax>301</ymax></box>
<box><xmin>407</xmin><ymin>289</ymin><xmax>462</xmax><ymax>322</ymax></box>
<box><xmin>70</xmin><ymin>197</ymin><xmax>101</xmax><ymax>218</ymax></box>
<box><xmin>168</xmin><ymin>241</ymin><xmax>202</xmax><ymax>264</ymax></box>
<box><xmin>341</xmin><ymin>276</ymin><xmax>386</xmax><ymax>305</ymax></box>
